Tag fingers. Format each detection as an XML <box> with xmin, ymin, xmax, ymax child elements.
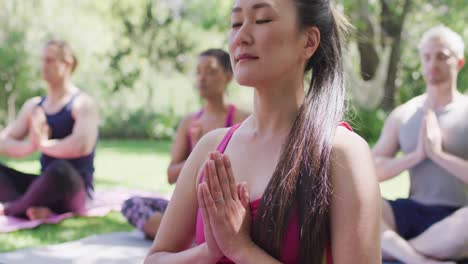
<box><xmin>198</xmin><ymin>182</ymin><xmax>212</xmax><ymax>227</ymax></box>
<box><xmin>203</xmin><ymin>161</ymin><xmax>211</xmax><ymax>191</ymax></box>
<box><xmin>212</xmin><ymin>152</ymin><xmax>233</xmax><ymax>201</ymax></box>
<box><xmin>207</xmin><ymin>155</ymin><xmax>224</xmax><ymax>203</ymax></box>
<box><xmin>223</xmin><ymin>155</ymin><xmax>238</xmax><ymax>200</ymax></box>
<box><xmin>201</xmin><ymin>182</ymin><xmax>217</xmax><ymax>215</ymax></box>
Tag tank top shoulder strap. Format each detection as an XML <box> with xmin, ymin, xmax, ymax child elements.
<box><xmin>224</xmin><ymin>104</ymin><xmax>236</xmax><ymax>127</ymax></box>
<box><xmin>65</xmin><ymin>91</ymin><xmax>81</xmax><ymax>111</ymax></box>
<box><xmin>37</xmin><ymin>96</ymin><xmax>46</xmax><ymax>107</ymax></box>
<box><xmin>198</xmin><ymin>123</ymin><xmax>241</xmax><ymax>184</ymax></box>
<box><xmin>194</xmin><ymin>109</ymin><xmax>204</xmax><ymax>120</ymax></box>
<box><xmin>338</xmin><ymin>121</ymin><xmax>352</xmax><ymax>132</ymax></box>
<box><xmin>216</xmin><ymin>122</ymin><xmax>241</xmax><ymax>153</ymax></box>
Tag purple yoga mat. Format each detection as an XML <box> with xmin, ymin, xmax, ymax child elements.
<box><xmin>0</xmin><ymin>188</ymin><xmax>169</xmax><ymax>233</ymax></box>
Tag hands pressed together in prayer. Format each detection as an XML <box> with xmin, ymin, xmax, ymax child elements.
<box><xmin>415</xmin><ymin>109</ymin><xmax>444</xmax><ymax>162</ymax></box>
<box><xmin>198</xmin><ymin>151</ymin><xmax>254</xmax><ymax>262</ymax></box>
<box><xmin>29</xmin><ymin>107</ymin><xmax>50</xmax><ymax>150</ymax></box>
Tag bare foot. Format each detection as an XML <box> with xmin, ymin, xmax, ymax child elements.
<box><xmin>26</xmin><ymin>207</ymin><xmax>53</xmax><ymax>220</ymax></box>
<box><xmin>142</xmin><ymin>212</ymin><xmax>163</xmax><ymax>240</ymax></box>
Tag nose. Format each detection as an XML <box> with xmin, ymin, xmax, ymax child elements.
<box><xmin>230</xmin><ymin>23</ymin><xmax>254</xmax><ymax>48</ymax></box>
<box><xmin>197</xmin><ymin>72</ymin><xmax>206</xmax><ymax>82</ymax></box>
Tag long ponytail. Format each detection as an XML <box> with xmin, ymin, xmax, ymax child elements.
<box><xmin>251</xmin><ymin>2</ymin><xmax>349</xmax><ymax>263</ymax></box>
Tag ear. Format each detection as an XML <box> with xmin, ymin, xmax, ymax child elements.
<box><xmin>457</xmin><ymin>57</ymin><xmax>465</xmax><ymax>71</ymax></box>
<box><xmin>303</xmin><ymin>26</ymin><xmax>320</xmax><ymax>60</ymax></box>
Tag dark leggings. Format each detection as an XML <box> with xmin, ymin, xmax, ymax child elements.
<box><xmin>0</xmin><ymin>160</ymin><xmax>86</xmax><ymax>218</ymax></box>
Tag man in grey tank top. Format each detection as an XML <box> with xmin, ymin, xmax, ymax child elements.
<box><xmin>373</xmin><ymin>26</ymin><xmax>468</xmax><ymax>264</ymax></box>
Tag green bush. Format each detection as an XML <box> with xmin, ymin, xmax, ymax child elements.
<box><xmin>346</xmin><ymin>106</ymin><xmax>388</xmax><ymax>146</ymax></box>
<box><xmin>100</xmin><ymin>108</ymin><xmax>179</xmax><ymax>140</ymax></box>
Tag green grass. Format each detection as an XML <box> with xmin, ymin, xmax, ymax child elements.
<box><xmin>0</xmin><ymin>139</ymin><xmax>175</xmax><ymax>253</ymax></box>
<box><xmin>0</xmin><ymin>139</ymin><xmax>409</xmax><ymax>252</ymax></box>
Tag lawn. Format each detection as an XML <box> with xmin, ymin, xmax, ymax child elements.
<box><xmin>0</xmin><ymin>139</ymin><xmax>409</xmax><ymax>252</ymax></box>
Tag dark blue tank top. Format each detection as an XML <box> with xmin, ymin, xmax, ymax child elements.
<box><xmin>38</xmin><ymin>92</ymin><xmax>96</xmax><ymax>194</ymax></box>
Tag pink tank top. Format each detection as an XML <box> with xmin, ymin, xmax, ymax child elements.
<box><xmin>188</xmin><ymin>104</ymin><xmax>236</xmax><ymax>151</ymax></box>
<box><xmin>195</xmin><ymin>122</ymin><xmax>352</xmax><ymax>263</ymax></box>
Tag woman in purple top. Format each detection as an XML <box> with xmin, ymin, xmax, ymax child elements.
<box><xmin>0</xmin><ymin>40</ymin><xmax>99</xmax><ymax>220</ymax></box>
<box><xmin>122</xmin><ymin>49</ymin><xmax>249</xmax><ymax>239</ymax></box>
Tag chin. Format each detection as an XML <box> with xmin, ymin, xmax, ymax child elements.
<box><xmin>234</xmin><ymin>69</ymin><xmax>268</xmax><ymax>88</ymax></box>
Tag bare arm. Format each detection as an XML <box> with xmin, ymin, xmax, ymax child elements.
<box><xmin>372</xmin><ymin>106</ymin><xmax>423</xmax><ymax>181</ymax></box>
<box><xmin>39</xmin><ymin>94</ymin><xmax>99</xmax><ymax>159</ymax></box>
<box><xmin>424</xmin><ymin>110</ymin><xmax>468</xmax><ymax>184</ymax></box>
<box><xmin>330</xmin><ymin>127</ymin><xmax>381</xmax><ymax>263</ymax></box>
<box><xmin>0</xmin><ymin>97</ymin><xmax>41</xmax><ymax>158</ymax></box>
<box><xmin>167</xmin><ymin>115</ymin><xmax>192</xmax><ymax>184</ymax></box>
<box><xmin>145</xmin><ymin>130</ymin><xmax>226</xmax><ymax>264</ymax></box>
<box><xmin>432</xmin><ymin>152</ymin><xmax>468</xmax><ymax>184</ymax></box>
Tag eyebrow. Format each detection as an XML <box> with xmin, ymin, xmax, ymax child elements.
<box><xmin>232</xmin><ymin>2</ymin><xmax>272</xmax><ymax>13</ymax></box>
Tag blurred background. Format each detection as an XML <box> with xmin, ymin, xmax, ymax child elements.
<box><xmin>0</xmin><ymin>0</ymin><xmax>466</xmax><ymax>253</ymax></box>
<box><xmin>0</xmin><ymin>0</ymin><xmax>466</xmax><ymax>143</ymax></box>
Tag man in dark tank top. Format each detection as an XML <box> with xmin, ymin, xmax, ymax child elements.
<box><xmin>0</xmin><ymin>40</ymin><xmax>99</xmax><ymax>220</ymax></box>
<box><xmin>373</xmin><ymin>26</ymin><xmax>468</xmax><ymax>263</ymax></box>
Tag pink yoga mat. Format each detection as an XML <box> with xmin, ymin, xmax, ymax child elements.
<box><xmin>0</xmin><ymin>188</ymin><xmax>169</xmax><ymax>233</ymax></box>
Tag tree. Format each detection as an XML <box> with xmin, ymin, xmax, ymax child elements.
<box><xmin>347</xmin><ymin>0</ymin><xmax>412</xmax><ymax>111</ymax></box>
<box><xmin>0</xmin><ymin>1</ymin><xmax>36</xmax><ymax>125</ymax></box>
<box><xmin>107</xmin><ymin>0</ymin><xmax>195</xmax><ymax>106</ymax></box>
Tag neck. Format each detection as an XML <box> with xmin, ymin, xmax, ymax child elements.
<box><xmin>46</xmin><ymin>80</ymin><xmax>75</xmax><ymax>103</ymax></box>
<box><xmin>203</xmin><ymin>95</ymin><xmax>228</xmax><ymax>114</ymax></box>
<box><xmin>249</xmin><ymin>75</ymin><xmax>305</xmax><ymax>138</ymax></box>
<box><xmin>426</xmin><ymin>80</ymin><xmax>459</xmax><ymax>110</ymax></box>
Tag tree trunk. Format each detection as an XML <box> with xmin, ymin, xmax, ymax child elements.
<box><xmin>7</xmin><ymin>90</ymin><xmax>16</xmax><ymax>124</ymax></box>
<box><xmin>379</xmin><ymin>0</ymin><xmax>412</xmax><ymax>111</ymax></box>
<box><xmin>355</xmin><ymin>0</ymin><xmax>380</xmax><ymax>80</ymax></box>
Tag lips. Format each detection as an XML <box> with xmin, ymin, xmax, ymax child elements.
<box><xmin>235</xmin><ymin>53</ymin><xmax>259</xmax><ymax>63</ymax></box>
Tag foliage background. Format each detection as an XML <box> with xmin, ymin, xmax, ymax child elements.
<box><xmin>0</xmin><ymin>0</ymin><xmax>466</xmax><ymax>144</ymax></box>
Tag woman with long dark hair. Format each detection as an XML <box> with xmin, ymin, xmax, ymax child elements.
<box><xmin>145</xmin><ymin>0</ymin><xmax>380</xmax><ymax>263</ymax></box>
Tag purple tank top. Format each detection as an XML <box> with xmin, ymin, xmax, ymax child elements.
<box><xmin>38</xmin><ymin>92</ymin><xmax>96</xmax><ymax>195</ymax></box>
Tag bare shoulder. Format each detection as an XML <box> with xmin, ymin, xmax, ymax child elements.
<box><xmin>392</xmin><ymin>94</ymin><xmax>425</xmax><ymax>119</ymax></box>
<box><xmin>179</xmin><ymin>112</ymin><xmax>197</xmax><ymax>129</ymax></box>
<box><xmin>331</xmin><ymin>127</ymin><xmax>375</xmax><ymax>182</ymax></box>
<box><xmin>74</xmin><ymin>92</ymin><xmax>96</xmax><ymax>110</ymax></box>
<box><xmin>14</xmin><ymin>96</ymin><xmax>43</xmax><ymax>120</ymax></box>
<box><xmin>192</xmin><ymin>127</ymin><xmax>231</xmax><ymax>157</ymax></box>
<box><xmin>181</xmin><ymin>127</ymin><xmax>231</xmax><ymax>184</ymax></box>
<box><xmin>333</xmin><ymin>126</ymin><xmax>370</xmax><ymax>158</ymax></box>
<box><xmin>331</xmin><ymin>126</ymin><xmax>379</xmax><ymax>217</ymax></box>
<box><xmin>22</xmin><ymin>96</ymin><xmax>42</xmax><ymax>111</ymax></box>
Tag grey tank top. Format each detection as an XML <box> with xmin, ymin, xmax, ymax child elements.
<box><xmin>399</xmin><ymin>96</ymin><xmax>468</xmax><ymax>207</ymax></box>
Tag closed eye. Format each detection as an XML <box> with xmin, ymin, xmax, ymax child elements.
<box><xmin>256</xmin><ymin>19</ymin><xmax>272</xmax><ymax>24</ymax></box>
<box><xmin>231</xmin><ymin>22</ymin><xmax>242</xmax><ymax>28</ymax></box>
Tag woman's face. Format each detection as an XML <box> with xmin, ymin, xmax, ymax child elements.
<box><xmin>196</xmin><ymin>55</ymin><xmax>231</xmax><ymax>98</ymax></box>
<box><xmin>228</xmin><ymin>0</ymin><xmax>308</xmax><ymax>87</ymax></box>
